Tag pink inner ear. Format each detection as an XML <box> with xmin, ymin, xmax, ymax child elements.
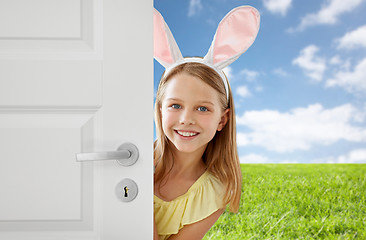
<box><xmin>154</xmin><ymin>11</ymin><xmax>174</xmax><ymax>64</ymax></box>
<box><xmin>213</xmin><ymin>8</ymin><xmax>258</xmax><ymax>64</ymax></box>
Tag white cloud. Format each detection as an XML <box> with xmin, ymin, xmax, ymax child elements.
<box><xmin>263</xmin><ymin>0</ymin><xmax>292</xmax><ymax>16</ymax></box>
<box><xmin>239</xmin><ymin>69</ymin><xmax>260</xmax><ymax>81</ymax></box>
<box><xmin>290</xmin><ymin>0</ymin><xmax>363</xmax><ymax>32</ymax></box>
<box><xmin>326</xmin><ymin>58</ymin><xmax>366</xmax><ymax>94</ymax></box>
<box><xmin>329</xmin><ymin>55</ymin><xmax>342</xmax><ymax>65</ymax></box>
<box><xmin>329</xmin><ymin>55</ymin><xmax>351</xmax><ymax>72</ymax></box>
<box><xmin>272</xmin><ymin>68</ymin><xmax>289</xmax><ymax>77</ymax></box>
<box><xmin>236</xmin><ymin>85</ymin><xmax>252</xmax><ymax>98</ymax></box>
<box><xmin>337</xmin><ymin>149</ymin><xmax>366</xmax><ymax>163</ymax></box>
<box><xmin>223</xmin><ymin>66</ymin><xmax>234</xmax><ymax>80</ymax></box>
<box><xmin>312</xmin><ymin>149</ymin><xmax>366</xmax><ymax>163</ymax></box>
<box><xmin>309</xmin><ymin>156</ymin><xmax>337</xmax><ymax>163</ymax></box>
<box><xmin>188</xmin><ymin>0</ymin><xmax>202</xmax><ymax>17</ymax></box>
<box><xmin>239</xmin><ymin>153</ymin><xmax>299</xmax><ymax>164</ymax></box>
<box><xmin>292</xmin><ymin>45</ymin><xmax>326</xmax><ymax>81</ymax></box>
<box><xmin>224</xmin><ymin>67</ymin><xmax>260</xmax><ymax>82</ymax></box>
<box><xmin>240</xmin><ymin>153</ymin><xmax>270</xmax><ymax>163</ymax></box>
<box><xmin>224</xmin><ymin>67</ymin><xmax>261</xmax><ymax>96</ymax></box>
<box><xmin>336</xmin><ymin>25</ymin><xmax>366</xmax><ymax>50</ymax></box>
<box><xmin>237</xmin><ymin>132</ymin><xmax>249</xmax><ymax>146</ymax></box>
<box><xmin>236</xmin><ymin>103</ymin><xmax>366</xmax><ymax>152</ymax></box>
<box><xmin>255</xmin><ymin>86</ymin><xmax>264</xmax><ymax>92</ymax></box>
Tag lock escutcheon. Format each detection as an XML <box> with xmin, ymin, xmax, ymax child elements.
<box><xmin>115</xmin><ymin>178</ymin><xmax>138</xmax><ymax>202</ymax></box>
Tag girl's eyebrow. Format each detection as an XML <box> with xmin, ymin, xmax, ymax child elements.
<box><xmin>166</xmin><ymin>98</ymin><xmax>214</xmax><ymax>106</ymax></box>
<box><xmin>165</xmin><ymin>97</ymin><xmax>182</xmax><ymax>102</ymax></box>
<box><xmin>199</xmin><ymin>101</ymin><xmax>215</xmax><ymax>106</ymax></box>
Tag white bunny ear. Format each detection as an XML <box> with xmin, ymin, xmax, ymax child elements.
<box><xmin>154</xmin><ymin>8</ymin><xmax>183</xmax><ymax>68</ymax></box>
<box><xmin>204</xmin><ymin>6</ymin><xmax>260</xmax><ymax>70</ymax></box>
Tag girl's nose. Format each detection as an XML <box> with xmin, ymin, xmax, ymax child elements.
<box><xmin>179</xmin><ymin>110</ymin><xmax>195</xmax><ymax>125</ymax></box>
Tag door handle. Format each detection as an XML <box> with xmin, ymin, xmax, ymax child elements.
<box><xmin>76</xmin><ymin>142</ymin><xmax>139</xmax><ymax>166</ymax></box>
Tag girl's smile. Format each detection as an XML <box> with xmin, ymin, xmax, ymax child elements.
<box><xmin>175</xmin><ymin>130</ymin><xmax>199</xmax><ymax>139</ymax></box>
<box><xmin>161</xmin><ymin>73</ymin><xmax>229</xmax><ymax>155</ymax></box>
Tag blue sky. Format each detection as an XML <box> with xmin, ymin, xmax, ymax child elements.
<box><xmin>154</xmin><ymin>0</ymin><xmax>366</xmax><ymax>163</ymax></box>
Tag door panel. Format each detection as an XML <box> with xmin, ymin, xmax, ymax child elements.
<box><xmin>0</xmin><ymin>0</ymin><xmax>153</xmax><ymax>239</ymax></box>
<box><xmin>0</xmin><ymin>0</ymin><xmax>100</xmax><ymax>58</ymax></box>
<box><xmin>0</xmin><ymin>61</ymin><xmax>102</xmax><ymax>106</ymax></box>
<box><xmin>0</xmin><ymin>112</ymin><xmax>94</xmax><ymax>232</ymax></box>
<box><xmin>0</xmin><ymin>0</ymin><xmax>80</xmax><ymax>38</ymax></box>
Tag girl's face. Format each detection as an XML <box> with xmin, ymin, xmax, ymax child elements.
<box><xmin>160</xmin><ymin>73</ymin><xmax>229</xmax><ymax>155</ymax></box>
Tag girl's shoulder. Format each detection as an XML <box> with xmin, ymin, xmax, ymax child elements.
<box><xmin>191</xmin><ymin>170</ymin><xmax>225</xmax><ymax>198</ymax></box>
<box><xmin>154</xmin><ymin>171</ymin><xmax>225</xmax><ymax>237</ymax></box>
<box><xmin>155</xmin><ymin>170</ymin><xmax>224</xmax><ymax>204</ymax></box>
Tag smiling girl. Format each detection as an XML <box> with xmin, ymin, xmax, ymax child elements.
<box><xmin>153</xmin><ymin>6</ymin><xmax>260</xmax><ymax>240</ymax></box>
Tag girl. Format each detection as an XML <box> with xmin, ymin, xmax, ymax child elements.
<box><xmin>153</xmin><ymin>6</ymin><xmax>260</xmax><ymax>240</ymax></box>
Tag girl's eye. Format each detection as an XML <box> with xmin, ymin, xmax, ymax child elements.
<box><xmin>171</xmin><ymin>104</ymin><xmax>181</xmax><ymax>109</ymax></box>
<box><xmin>198</xmin><ymin>106</ymin><xmax>208</xmax><ymax>112</ymax></box>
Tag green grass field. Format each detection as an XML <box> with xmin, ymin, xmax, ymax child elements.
<box><xmin>204</xmin><ymin>164</ymin><xmax>366</xmax><ymax>240</ymax></box>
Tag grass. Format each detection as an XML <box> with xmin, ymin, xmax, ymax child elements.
<box><xmin>204</xmin><ymin>164</ymin><xmax>366</xmax><ymax>240</ymax></box>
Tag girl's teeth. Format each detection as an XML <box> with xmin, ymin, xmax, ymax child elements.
<box><xmin>177</xmin><ymin>131</ymin><xmax>198</xmax><ymax>137</ymax></box>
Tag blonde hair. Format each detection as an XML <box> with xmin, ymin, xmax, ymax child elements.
<box><xmin>154</xmin><ymin>62</ymin><xmax>242</xmax><ymax>213</ymax></box>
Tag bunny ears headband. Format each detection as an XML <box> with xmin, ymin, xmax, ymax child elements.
<box><xmin>154</xmin><ymin>6</ymin><xmax>260</xmax><ymax>100</ymax></box>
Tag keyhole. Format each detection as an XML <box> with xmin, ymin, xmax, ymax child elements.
<box><xmin>116</xmin><ymin>179</ymin><xmax>138</xmax><ymax>202</ymax></box>
<box><xmin>124</xmin><ymin>186</ymin><xmax>129</xmax><ymax>197</ymax></box>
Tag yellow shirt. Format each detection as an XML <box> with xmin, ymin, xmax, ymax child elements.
<box><xmin>154</xmin><ymin>171</ymin><xmax>225</xmax><ymax>240</ymax></box>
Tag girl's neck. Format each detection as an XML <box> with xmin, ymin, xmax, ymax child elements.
<box><xmin>169</xmin><ymin>147</ymin><xmax>207</xmax><ymax>179</ymax></box>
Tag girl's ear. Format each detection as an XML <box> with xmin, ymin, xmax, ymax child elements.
<box><xmin>153</xmin><ymin>8</ymin><xmax>183</xmax><ymax>68</ymax></box>
<box><xmin>217</xmin><ymin>109</ymin><xmax>230</xmax><ymax>131</ymax></box>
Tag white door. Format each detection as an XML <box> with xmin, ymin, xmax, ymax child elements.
<box><xmin>0</xmin><ymin>0</ymin><xmax>153</xmax><ymax>239</ymax></box>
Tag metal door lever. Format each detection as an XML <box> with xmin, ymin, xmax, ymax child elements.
<box><xmin>76</xmin><ymin>142</ymin><xmax>139</xmax><ymax>166</ymax></box>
